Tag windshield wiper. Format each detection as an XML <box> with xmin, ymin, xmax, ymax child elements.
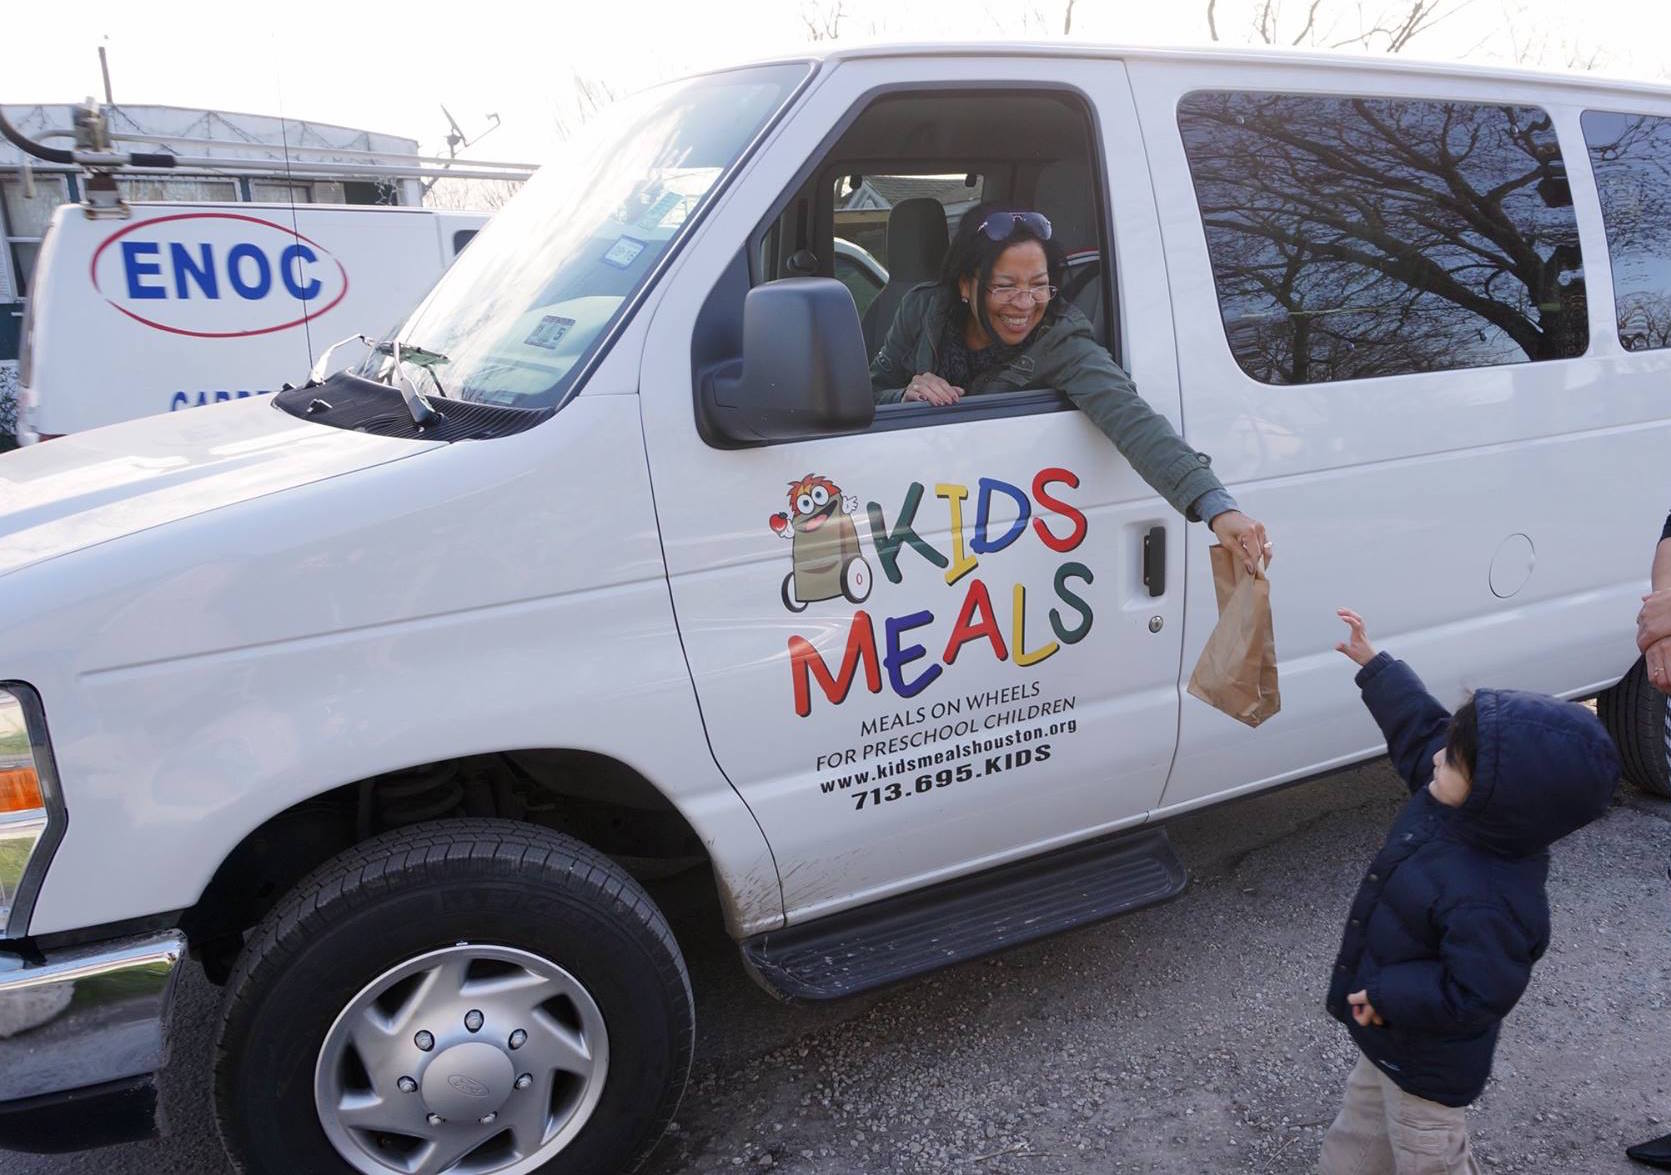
<box><xmin>307</xmin><ymin>333</ymin><xmax>373</xmax><ymax>386</ymax></box>
<box><xmin>374</xmin><ymin>339</ymin><xmax>450</xmax><ymax>367</ymax></box>
<box><xmin>386</xmin><ymin>340</ymin><xmax>442</xmax><ymax>428</ymax></box>
<box><xmin>300</xmin><ymin>333</ymin><xmax>443</xmax><ymax>428</ymax></box>
<box><xmin>375</xmin><ymin>339</ymin><xmax>451</xmax><ymax>402</ymax></box>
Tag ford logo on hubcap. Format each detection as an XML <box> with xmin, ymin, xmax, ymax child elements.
<box><xmin>448</xmin><ymin>1074</ymin><xmax>491</xmax><ymax>1098</ymax></box>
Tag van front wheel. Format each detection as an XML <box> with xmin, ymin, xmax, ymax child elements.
<box><xmin>1597</xmin><ymin>656</ymin><xmax>1671</xmax><ymax>798</ymax></box>
<box><xmin>213</xmin><ymin>819</ymin><xmax>693</xmax><ymax>1175</ymax></box>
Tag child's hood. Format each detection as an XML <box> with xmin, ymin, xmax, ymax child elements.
<box><xmin>1453</xmin><ymin>689</ymin><xmax>1619</xmax><ymax>856</ymax></box>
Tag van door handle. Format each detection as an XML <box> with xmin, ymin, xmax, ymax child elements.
<box><xmin>1141</xmin><ymin>525</ymin><xmax>1166</xmax><ymax>597</ymax></box>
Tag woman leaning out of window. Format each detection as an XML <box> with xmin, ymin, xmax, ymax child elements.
<box><xmin>869</xmin><ymin>202</ymin><xmax>1273</xmax><ymax>571</ymax></box>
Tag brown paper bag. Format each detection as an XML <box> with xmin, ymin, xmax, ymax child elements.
<box><xmin>1187</xmin><ymin>545</ymin><xmax>1281</xmax><ymax>727</ymax></box>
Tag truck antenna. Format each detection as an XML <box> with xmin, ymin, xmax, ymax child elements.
<box><xmin>97</xmin><ymin>39</ymin><xmax>114</xmax><ymax>105</ymax></box>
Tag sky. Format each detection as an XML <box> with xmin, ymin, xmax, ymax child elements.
<box><xmin>7</xmin><ymin>0</ymin><xmax>1671</xmax><ymax>165</ymax></box>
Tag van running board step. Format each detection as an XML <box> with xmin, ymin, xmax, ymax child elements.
<box><xmin>741</xmin><ymin>827</ymin><xmax>1187</xmax><ymax>1001</ymax></box>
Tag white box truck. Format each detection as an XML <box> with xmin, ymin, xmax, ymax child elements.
<box><xmin>17</xmin><ymin>202</ymin><xmax>487</xmax><ymax>438</ymax></box>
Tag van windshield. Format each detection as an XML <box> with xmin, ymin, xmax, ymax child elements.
<box><xmin>373</xmin><ymin>63</ymin><xmax>809</xmax><ymax>410</ymax></box>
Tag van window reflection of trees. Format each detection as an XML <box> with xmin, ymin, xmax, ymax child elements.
<box><xmin>1178</xmin><ymin>93</ymin><xmax>1587</xmax><ymax>385</ymax></box>
<box><xmin>1583</xmin><ymin>111</ymin><xmax>1671</xmax><ymax>353</ymax></box>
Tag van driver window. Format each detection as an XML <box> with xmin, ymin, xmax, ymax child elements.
<box><xmin>752</xmin><ymin>91</ymin><xmax>1110</xmax><ymax>367</ymax></box>
<box><xmin>1583</xmin><ymin>110</ymin><xmax>1671</xmax><ymax>352</ymax></box>
<box><xmin>1177</xmin><ymin>92</ymin><xmax>1588</xmax><ymax>385</ymax></box>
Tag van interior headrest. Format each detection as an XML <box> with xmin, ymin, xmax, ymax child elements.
<box><xmin>886</xmin><ymin>197</ymin><xmax>950</xmax><ymax>282</ymax></box>
<box><xmin>1034</xmin><ymin>159</ymin><xmax>1096</xmax><ymax>252</ymax></box>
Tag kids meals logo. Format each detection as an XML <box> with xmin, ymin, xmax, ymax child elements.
<box><xmin>770</xmin><ymin>475</ymin><xmax>874</xmax><ymax>611</ymax></box>
<box><xmin>90</xmin><ymin>212</ymin><xmax>350</xmax><ymax>338</ymax></box>
<box><xmin>778</xmin><ymin>469</ymin><xmax>1096</xmax><ymax>718</ymax></box>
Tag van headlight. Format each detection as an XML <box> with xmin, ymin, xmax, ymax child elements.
<box><xmin>0</xmin><ymin>685</ymin><xmax>63</xmax><ymax>939</ymax></box>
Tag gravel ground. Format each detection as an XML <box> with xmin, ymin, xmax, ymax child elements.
<box><xmin>9</xmin><ymin>760</ymin><xmax>1669</xmax><ymax>1175</ymax></box>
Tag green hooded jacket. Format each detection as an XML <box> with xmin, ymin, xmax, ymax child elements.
<box><xmin>869</xmin><ymin>283</ymin><xmax>1227</xmax><ymax>520</ymax></box>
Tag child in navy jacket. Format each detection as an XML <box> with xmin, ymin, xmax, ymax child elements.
<box><xmin>1318</xmin><ymin>609</ymin><xmax>1619</xmax><ymax>1174</ymax></box>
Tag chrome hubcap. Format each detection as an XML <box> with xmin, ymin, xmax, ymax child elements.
<box><xmin>315</xmin><ymin>944</ymin><xmax>609</xmax><ymax>1175</ymax></box>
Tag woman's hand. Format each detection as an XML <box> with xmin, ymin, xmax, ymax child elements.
<box><xmin>1335</xmin><ymin>609</ymin><xmax>1378</xmax><ymax>667</ymax></box>
<box><xmin>902</xmin><ymin>372</ymin><xmax>964</xmax><ymax>406</ymax></box>
<box><xmin>1646</xmin><ymin>635</ymin><xmax>1671</xmax><ymax>696</ymax></box>
<box><xmin>1209</xmin><ymin>510</ymin><xmax>1272</xmax><ymax>575</ymax></box>
<box><xmin>1637</xmin><ymin>589</ymin><xmax>1671</xmax><ymax>653</ymax></box>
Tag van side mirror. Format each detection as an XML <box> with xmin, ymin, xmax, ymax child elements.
<box><xmin>700</xmin><ymin>278</ymin><xmax>874</xmax><ymax>445</ymax></box>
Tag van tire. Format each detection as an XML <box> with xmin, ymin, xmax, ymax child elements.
<box><xmin>1597</xmin><ymin>656</ymin><xmax>1671</xmax><ymax>798</ymax></box>
<box><xmin>213</xmin><ymin>818</ymin><xmax>693</xmax><ymax>1175</ymax></box>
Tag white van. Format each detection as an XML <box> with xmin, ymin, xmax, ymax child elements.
<box><xmin>0</xmin><ymin>43</ymin><xmax>1666</xmax><ymax>1174</ymax></box>
<box><xmin>16</xmin><ymin>202</ymin><xmax>487</xmax><ymax>438</ymax></box>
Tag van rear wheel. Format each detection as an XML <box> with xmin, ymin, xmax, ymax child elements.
<box><xmin>1597</xmin><ymin>656</ymin><xmax>1671</xmax><ymax>798</ymax></box>
<box><xmin>213</xmin><ymin>819</ymin><xmax>693</xmax><ymax>1175</ymax></box>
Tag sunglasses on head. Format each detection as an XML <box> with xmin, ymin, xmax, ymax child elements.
<box><xmin>977</xmin><ymin>211</ymin><xmax>1053</xmax><ymax>242</ymax></box>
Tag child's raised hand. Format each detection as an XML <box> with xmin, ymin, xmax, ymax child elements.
<box><xmin>1335</xmin><ymin>608</ymin><xmax>1378</xmax><ymax>667</ymax></box>
<box><xmin>1347</xmin><ymin>989</ymin><xmax>1384</xmax><ymax>1027</ymax></box>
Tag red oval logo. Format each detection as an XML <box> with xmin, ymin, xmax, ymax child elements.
<box><xmin>90</xmin><ymin>211</ymin><xmax>350</xmax><ymax>338</ymax></box>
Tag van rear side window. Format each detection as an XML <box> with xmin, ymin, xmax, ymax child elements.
<box><xmin>1177</xmin><ymin>92</ymin><xmax>1587</xmax><ymax>385</ymax></box>
<box><xmin>1582</xmin><ymin>110</ymin><xmax>1671</xmax><ymax>352</ymax></box>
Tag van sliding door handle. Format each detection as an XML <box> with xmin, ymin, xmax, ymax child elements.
<box><xmin>1141</xmin><ymin>526</ymin><xmax>1166</xmax><ymax>598</ymax></box>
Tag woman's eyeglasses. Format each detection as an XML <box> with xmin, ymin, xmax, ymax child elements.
<box><xmin>978</xmin><ymin>211</ymin><xmax>1053</xmax><ymax>242</ymax></box>
<box><xmin>985</xmin><ymin>283</ymin><xmax>1058</xmax><ymax>306</ymax></box>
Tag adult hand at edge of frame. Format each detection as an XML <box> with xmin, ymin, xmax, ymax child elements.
<box><xmin>1646</xmin><ymin>635</ymin><xmax>1671</xmax><ymax>696</ymax></box>
<box><xmin>1638</xmin><ymin>588</ymin><xmax>1671</xmax><ymax>654</ymax></box>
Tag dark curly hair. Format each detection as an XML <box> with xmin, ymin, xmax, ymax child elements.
<box><xmin>1445</xmin><ymin>696</ymin><xmax>1478</xmax><ymax>781</ymax></box>
<box><xmin>939</xmin><ymin>201</ymin><xmax>1067</xmax><ymax>345</ymax></box>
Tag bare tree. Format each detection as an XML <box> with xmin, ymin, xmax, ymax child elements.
<box><xmin>1205</xmin><ymin>0</ymin><xmax>1472</xmax><ymax>53</ymax></box>
<box><xmin>552</xmin><ymin>73</ymin><xmax>620</xmax><ymax>142</ymax></box>
<box><xmin>802</xmin><ymin>0</ymin><xmax>847</xmax><ymax>41</ymax></box>
<box><xmin>986</xmin><ymin>0</ymin><xmax>1087</xmax><ymax>36</ymax></box>
<box><xmin>1585</xmin><ymin>112</ymin><xmax>1671</xmax><ymax>350</ymax></box>
<box><xmin>1618</xmin><ymin>293</ymin><xmax>1671</xmax><ymax>351</ymax></box>
<box><xmin>1585</xmin><ymin>114</ymin><xmax>1671</xmax><ymax>256</ymax></box>
<box><xmin>1501</xmin><ymin>0</ymin><xmax>1611</xmax><ymax>71</ymax></box>
<box><xmin>1255</xmin><ymin>0</ymin><xmax>1329</xmax><ymax>46</ymax></box>
<box><xmin>1356</xmin><ymin>0</ymin><xmax>1467</xmax><ymax>52</ymax></box>
<box><xmin>423</xmin><ymin>177</ymin><xmax>525</xmax><ymax>212</ymax></box>
<box><xmin>1178</xmin><ymin>91</ymin><xmax>1586</xmax><ymax>383</ymax></box>
<box><xmin>0</xmin><ymin>367</ymin><xmax>18</xmax><ymax>451</ymax></box>
<box><xmin>1208</xmin><ymin>0</ymin><xmax>1330</xmax><ymax>45</ymax></box>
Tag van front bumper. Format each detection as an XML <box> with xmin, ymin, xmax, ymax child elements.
<box><xmin>0</xmin><ymin>931</ymin><xmax>185</xmax><ymax>1153</ymax></box>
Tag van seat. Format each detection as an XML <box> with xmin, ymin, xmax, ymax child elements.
<box><xmin>1034</xmin><ymin>160</ymin><xmax>1106</xmax><ymax>344</ymax></box>
<box><xmin>860</xmin><ymin>198</ymin><xmax>950</xmax><ymax>357</ymax></box>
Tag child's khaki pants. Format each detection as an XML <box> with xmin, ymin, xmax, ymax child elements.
<box><xmin>1318</xmin><ymin>1053</ymin><xmax>1483</xmax><ymax>1175</ymax></box>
